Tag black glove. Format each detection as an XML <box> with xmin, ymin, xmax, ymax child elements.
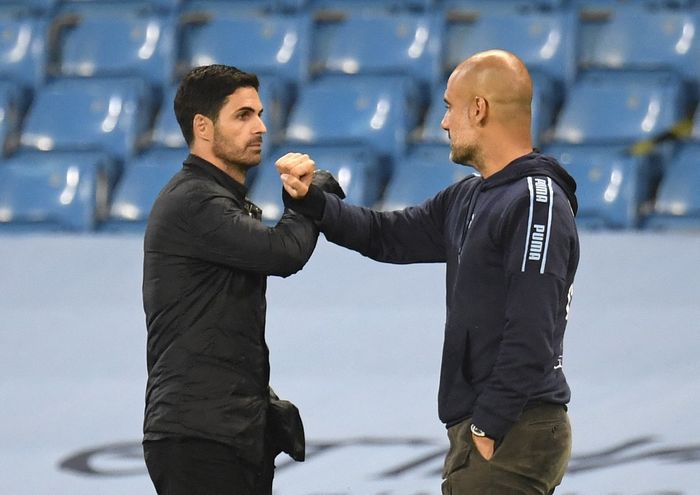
<box><xmin>283</xmin><ymin>170</ymin><xmax>345</xmax><ymax>220</ymax></box>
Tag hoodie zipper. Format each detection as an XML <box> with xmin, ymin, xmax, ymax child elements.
<box><xmin>458</xmin><ymin>180</ymin><xmax>483</xmax><ymax>262</ymax></box>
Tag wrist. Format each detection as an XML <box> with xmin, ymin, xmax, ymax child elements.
<box><xmin>470</xmin><ymin>423</ymin><xmax>489</xmax><ymax>438</ymax></box>
<box><xmin>283</xmin><ymin>184</ymin><xmax>326</xmax><ymax>220</ymax></box>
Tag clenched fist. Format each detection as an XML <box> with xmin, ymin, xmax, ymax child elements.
<box><xmin>275</xmin><ymin>152</ymin><xmax>315</xmax><ymax>199</ymax></box>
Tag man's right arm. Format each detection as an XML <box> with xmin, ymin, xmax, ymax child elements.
<box><xmin>283</xmin><ymin>181</ymin><xmax>448</xmax><ymax>265</ymax></box>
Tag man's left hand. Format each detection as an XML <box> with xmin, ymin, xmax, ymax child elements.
<box><xmin>276</xmin><ymin>153</ymin><xmax>315</xmax><ymax>198</ymax></box>
<box><xmin>472</xmin><ymin>434</ymin><xmax>495</xmax><ymax>461</ymax></box>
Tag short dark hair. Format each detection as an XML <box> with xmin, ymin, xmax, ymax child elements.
<box><xmin>174</xmin><ymin>64</ymin><xmax>260</xmax><ymax>146</ymax></box>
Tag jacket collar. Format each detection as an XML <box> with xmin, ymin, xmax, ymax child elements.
<box><xmin>183</xmin><ymin>153</ymin><xmax>249</xmax><ymax>200</ymax></box>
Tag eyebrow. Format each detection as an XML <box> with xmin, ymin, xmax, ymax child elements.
<box><xmin>235</xmin><ymin>106</ymin><xmax>263</xmax><ymax>115</ymax></box>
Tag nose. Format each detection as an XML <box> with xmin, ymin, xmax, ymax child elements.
<box><xmin>440</xmin><ymin>112</ymin><xmax>448</xmax><ymax>131</ymax></box>
<box><xmin>256</xmin><ymin>115</ymin><xmax>267</xmax><ymax>134</ymax></box>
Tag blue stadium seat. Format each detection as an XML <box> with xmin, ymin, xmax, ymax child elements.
<box><xmin>179</xmin><ymin>6</ymin><xmax>311</xmax><ymax>98</ymax></box>
<box><xmin>150</xmin><ymin>84</ymin><xmax>184</xmax><ymax>149</ymax></box>
<box><xmin>552</xmin><ymin>70</ymin><xmax>688</xmax><ymax>145</ymax></box>
<box><xmin>298</xmin><ymin>0</ymin><xmax>433</xmax><ymax>13</ymax></box>
<box><xmin>20</xmin><ymin>77</ymin><xmax>155</xmax><ymax>163</ymax></box>
<box><xmin>0</xmin><ymin>0</ymin><xmax>58</xmax><ymax>16</ymax></box>
<box><xmin>439</xmin><ymin>0</ymin><xmax>567</xmax><ymax>13</ymax></box>
<box><xmin>0</xmin><ymin>150</ymin><xmax>116</xmax><ymax>232</ymax></box>
<box><xmin>311</xmin><ymin>11</ymin><xmax>442</xmax><ymax>91</ymax></box>
<box><xmin>103</xmin><ymin>148</ymin><xmax>185</xmax><ymax>230</ymax></box>
<box><xmin>645</xmin><ymin>142</ymin><xmax>700</xmax><ymax>230</ymax></box>
<box><xmin>578</xmin><ymin>5</ymin><xmax>700</xmax><ymax>88</ymax></box>
<box><xmin>0</xmin><ymin>13</ymin><xmax>48</xmax><ymax>90</ymax></box>
<box><xmin>0</xmin><ymin>80</ymin><xmax>28</xmax><ymax>156</ymax></box>
<box><xmin>49</xmin><ymin>9</ymin><xmax>177</xmax><ymax>88</ymax></box>
<box><xmin>58</xmin><ymin>0</ymin><xmax>181</xmax><ymax>13</ymax></box>
<box><xmin>443</xmin><ymin>9</ymin><xmax>577</xmax><ymax>93</ymax></box>
<box><xmin>571</xmin><ymin>0</ymin><xmax>695</xmax><ymax>11</ymax></box>
<box><xmin>545</xmin><ymin>143</ymin><xmax>660</xmax><ymax>229</ymax></box>
<box><xmin>419</xmin><ymin>85</ymin><xmax>449</xmax><ymax>145</ymax></box>
<box><xmin>381</xmin><ymin>144</ymin><xmax>474</xmax><ymax>211</ymax></box>
<box><xmin>285</xmin><ymin>75</ymin><xmax>423</xmax><ymax>167</ymax></box>
<box><xmin>250</xmin><ymin>144</ymin><xmax>384</xmax><ymax>222</ymax></box>
<box><xmin>181</xmin><ymin>0</ymin><xmax>274</xmax><ymax>15</ymax></box>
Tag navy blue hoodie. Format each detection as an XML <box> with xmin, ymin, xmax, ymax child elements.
<box><xmin>315</xmin><ymin>151</ymin><xmax>579</xmax><ymax>440</ymax></box>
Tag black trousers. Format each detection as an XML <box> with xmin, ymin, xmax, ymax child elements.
<box><xmin>143</xmin><ymin>437</ymin><xmax>275</xmax><ymax>495</ymax></box>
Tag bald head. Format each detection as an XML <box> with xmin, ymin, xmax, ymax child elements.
<box><xmin>441</xmin><ymin>50</ymin><xmax>534</xmax><ymax>176</ymax></box>
<box><xmin>450</xmin><ymin>50</ymin><xmax>532</xmax><ymax>124</ymax></box>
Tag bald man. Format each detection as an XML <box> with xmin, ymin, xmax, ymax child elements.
<box><xmin>278</xmin><ymin>50</ymin><xmax>580</xmax><ymax>494</ymax></box>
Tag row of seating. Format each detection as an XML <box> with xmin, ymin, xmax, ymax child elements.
<box><xmin>2</xmin><ymin>1</ymin><xmax>700</xmax><ymax>95</ymax></box>
<box><xmin>5</xmin><ymin>0</ymin><xmax>700</xmax><ymax>16</ymax></box>
<box><xmin>0</xmin><ymin>67</ymin><xmax>699</xmax><ymax>230</ymax></box>
<box><xmin>0</xmin><ymin>0</ymin><xmax>699</xmax><ymax>232</ymax></box>
<box><xmin>1</xmin><ymin>136</ymin><xmax>698</xmax><ymax>232</ymax></box>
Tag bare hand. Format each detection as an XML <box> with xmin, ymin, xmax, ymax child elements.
<box><xmin>472</xmin><ymin>434</ymin><xmax>495</xmax><ymax>461</ymax></box>
<box><xmin>275</xmin><ymin>152</ymin><xmax>315</xmax><ymax>198</ymax></box>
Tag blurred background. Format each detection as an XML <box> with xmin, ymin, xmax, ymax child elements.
<box><xmin>0</xmin><ymin>0</ymin><xmax>699</xmax><ymax>494</ymax></box>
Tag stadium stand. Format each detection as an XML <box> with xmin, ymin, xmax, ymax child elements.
<box><xmin>0</xmin><ymin>0</ymin><xmax>699</xmax><ymax>231</ymax></box>
<box><xmin>0</xmin><ymin>80</ymin><xmax>28</xmax><ymax>156</ymax></box>
<box><xmin>178</xmin><ymin>3</ymin><xmax>311</xmax><ymax>102</ymax></box>
<box><xmin>283</xmin><ymin>74</ymin><xmax>422</xmax><ymax>175</ymax></box>
<box><xmin>0</xmin><ymin>9</ymin><xmax>49</xmax><ymax>92</ymax></box>
<box><xmin>0</xmin><ymin>0</ymin><xmax>58</xmax><ymax>16</ymax></box>
<box><xmin>103</xmin><ymin>147</ymin><xmax>184</xmax><ymax>230</ymax></box>
<box><xmin>58</xmin><ymin>0</ymin><xmax>181</xmax><ymax>13</ymax></box>
<box><xmin>381</xmin><ymin>144</ymin><xmax>475</xmax><ymax>211</ymax></box>
<box><xmin>645</xmin><ymin>142</ymin><xmax>700</xmax><ymax>230</ymax></box>
<box><xmin>48</xmin><ymin>6</ymin><xmax>178</xmax><ymax>89</ymax></box>
<box><xmin>149</xmin><ymin>84</ymin><xmax>185</xmax><ymax>150</ymax></box>
<box><xmin>310</xmin><ymin>10</ymin><xmax>443</xmax><ymax>93</ymax></box>
<box><xmin>545</xmin><ymin>143</ymin><xmax>660</xmax><ymax>229</ymax></box>
<box><xmin>578</xmin><ymin>4</ymin><xmax>700</xmax><ymax>89</ymax></box>
<box><xmin>442</xmin><ymin>6</ymin><xmax>577</xmax><ymax>98</ymax></box>
<box><xmin>300</xmin><ymin>0</ymin><xmax>434</xmax><ymax>13</ymax></box>
<box><xmin>439</xmin><ymin>0</ymin><xmax>568</xmax><ymax>11</ymax></box>
<box><xmin>552</xmin><ymin>70</ymin><xmax>689</xmax><ymax>145</ymax></box>
<box><xmin>0</xmin><ymin>150</ymin><xmax>115</xmax><ymax>231</ymax></box>
<box><xmin>19</xmin><ymin>77</ymin><xmax>155</xmax><ymax>164</ymax></box>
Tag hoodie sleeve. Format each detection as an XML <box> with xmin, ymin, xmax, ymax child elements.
<box><xmin>318</xmin><ymin>192</ymin><xmax>448</xmax><ymax>264</ymax></box>
<box><xmin>471</xmin><ymin>176</ymin><xmax>577</xmax><ymax>439</ymax></box>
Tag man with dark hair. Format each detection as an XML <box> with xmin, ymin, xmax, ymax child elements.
<box><xmin>142</xmin><ymin>64</ymin><xmax>343</xmax><ymax>494</ymax></box>
<box><xmin>279</xmin><ymin>50</ymin><xmax>579</xmax><ymax>494</ymax></box>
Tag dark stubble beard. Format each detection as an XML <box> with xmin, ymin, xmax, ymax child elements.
<box><xmin>450</xmin><ymin>142</ymin><xmax>483</xmax><ymax>169</ymax></box>
<box><xmin>212</xmin><ymin>127</ymin><xmax>261</xmax><ymax>178</ymax></box>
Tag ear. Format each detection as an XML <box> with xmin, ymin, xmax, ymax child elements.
<box><xmin>471</xmin><ymin>96</ymin><xmax>489</xmax><ymax>126</ymax></box>
<box><xmin>193</xmin><ymin>114</ymin><xmax>213</xmax><ymax>142</ymax></box>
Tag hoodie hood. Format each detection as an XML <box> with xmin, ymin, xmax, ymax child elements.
<box><xmin>481</xmin><ymin>151</ymin><xmax>578</xmax><ymax>216</ymax></box>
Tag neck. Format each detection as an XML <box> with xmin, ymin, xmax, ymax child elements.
<box><xmin>191</xmin><ymin>148</ymin><xmax>247</xmax><ymax>185</ymax></box>
<box><xmin>477</xmin><ymin>135</ymin><xmax>532</xmax><ymax>179</ymax></box>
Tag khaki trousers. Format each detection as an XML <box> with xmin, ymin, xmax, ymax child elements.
<box><xmin>442</xmin><ymin>404</ymin><xmax>571</xmax><ymax>495</ymax></box>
